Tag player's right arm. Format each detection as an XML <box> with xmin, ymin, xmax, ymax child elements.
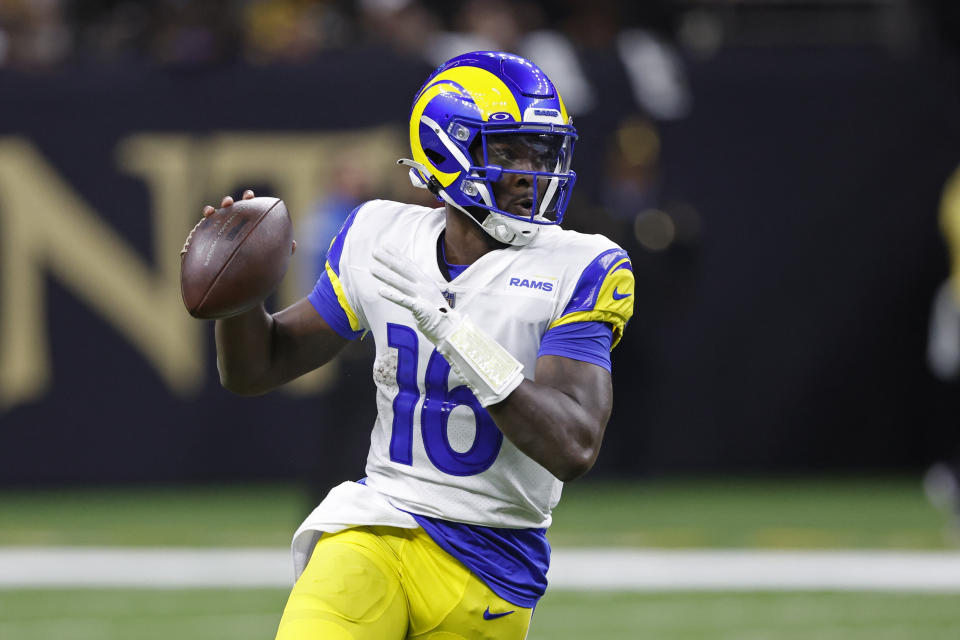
<box><xmin>214</xmin><ymin>298</ymin><xmax>348</xmax><ymax>395</ymax></box>
<box><xmin>205</xmin><ymin>191</ymin><xmax>350</xmax><ymax>396</ymax></box>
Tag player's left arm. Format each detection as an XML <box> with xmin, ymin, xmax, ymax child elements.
<box><xmin>371</xmin><ymin>244</ymin><xmax>632</xmax><ymax>481</ymax></box>
<box><xmin>486</xmin><ymin>354</ymin><xmax>611</xmax><ymax>482</ymax></box>
<box><xmin>486</xmin><ymin>249</ymin><xmax>632</xmax><ymax>481</ymax></box>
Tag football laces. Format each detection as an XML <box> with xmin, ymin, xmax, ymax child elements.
<box><xmin>180</xmin><ymin>217</ymin><xmax>205</xmax><ymax>256</ymax></box>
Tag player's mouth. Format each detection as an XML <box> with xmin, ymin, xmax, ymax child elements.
<box><xmin>511</xmin><ymin>197</ymin><xmax>534</xmax><ymax>217</ymax></box>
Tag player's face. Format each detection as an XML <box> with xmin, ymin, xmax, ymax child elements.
<box><xmin>478</xmin><ymin>134</ymin><xmax>564</xmax><ymax>218</ymax></box>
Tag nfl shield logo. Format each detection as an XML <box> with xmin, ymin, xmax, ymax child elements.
<box><xmin>442</xmin><ymin>290</ymin><xmax>456</xmax><ymax>308</ymax></box>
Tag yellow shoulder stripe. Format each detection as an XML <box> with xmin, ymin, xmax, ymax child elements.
<box><xmin>325</xmin><ymin>260</ymin><xmax>361</xmax><ymax>332</ymax></box>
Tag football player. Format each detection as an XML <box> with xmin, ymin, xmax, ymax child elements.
<box><xmin>202</xmin><ymin>51</ymin><xmax>634</xmax><ymax>639</ymax></box>
<box><xmin>925</xmin><ymin>163</ymin><xmax>960</xmax><ymax>531</ymax></box>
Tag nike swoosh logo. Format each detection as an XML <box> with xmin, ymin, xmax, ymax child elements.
<box><xmin>483</xmin><ymin>607</ymin><xmax>515</xmax><ymax>620</ymax></box>
<box><xmin>612</xmin><ymin>287</ymin><xmax>631</xmax><ymax>300</ymax></box>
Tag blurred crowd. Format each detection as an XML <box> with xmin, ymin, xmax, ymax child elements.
<box><xmin>5</xmin><ymin>0</ymin><xmax>955</xmax><ymax>268</ymax></box>
<box><xmin>3</xmin><ymin>0</ymin><xmax>959</xmax><ymax>72</ymax></box>
<box><xmin>2</xmin><ymin>0</ymin><xmax>955</xmax><ymax>261</ymax></box>
<box><xmin>0</xmin><ymin>0</ymin><xmax>680</xmax><ymax>70</ymax></box>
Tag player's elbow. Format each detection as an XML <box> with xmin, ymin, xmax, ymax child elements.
<box><xmin>217</xmin><ymin>362</ymin><xmax>269</xmax><ymax>396</ymax></box>
<box><xmin>552</xmin><ymin>438</ymin><xmax>601</xmax><ymax>482</ymax></box>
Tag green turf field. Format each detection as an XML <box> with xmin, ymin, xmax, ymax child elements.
<box><xmin>532</xmin><ymin>591</ymin><xmax>960</xmax><ymax>640</ymax></box>
<box><xmin>1</xmin><ymin>477</ymin><xmax>958</xmax><ymax>639</ymax></box>
<box><xmin>2</xmin><ymin>589</ymin><xmax>958</xmax><ymax>640</ymax></box>
<box><xmin>1</xmin><ymin>476</ymin><xmax>955</xmax><ymax>548</ymax></box>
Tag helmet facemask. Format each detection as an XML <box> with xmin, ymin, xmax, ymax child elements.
<box><xmin>401</xmin><ymin>120</ymin><xmax>577</xmax><ymax>246</ymax></box>
<box><xmin>467</xmin><ymin>126</ymin><xmax>576</xmax><ymax>224</ymax></box>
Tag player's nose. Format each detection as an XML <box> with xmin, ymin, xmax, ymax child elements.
<box><xmin>502</xmin><ymin>174</ymin><xmax>534</xmax><ymax>202</ymax></box>
<box><xmin>504</xmin><ymin>163</ymin><xmax>534</xmax><ymax>188</ymax></box>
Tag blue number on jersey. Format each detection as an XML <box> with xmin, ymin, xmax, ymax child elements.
<box><xmin>387</xmin><ymin>322</ymin><xmax>503</xmax><ymax>476</ymax></box>
<box><xmin>387</xmin><ymin>324</ymin><xmax>419</xmax><ymax>465</ymax></box>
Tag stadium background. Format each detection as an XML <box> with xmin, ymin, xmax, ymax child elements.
<box><xmin>2</xmin><ymin>1</ymin><xmax>960</xmax><ymax>638</ymax></box>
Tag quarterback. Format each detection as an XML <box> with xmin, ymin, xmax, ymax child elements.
<box><xmin>203</xmin><ymin>52</ymin><xmax>634</xmax><ymax>639</ymax></box>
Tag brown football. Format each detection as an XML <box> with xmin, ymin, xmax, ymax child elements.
<box><xmin>180</xmin><ymin>197</ymin><xmax>293</xmax><ymax>319</ymax></box>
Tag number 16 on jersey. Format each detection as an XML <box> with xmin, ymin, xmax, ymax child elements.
<box><xmin>387</xmin><ymin>323</ymin><xmax>504</xmax><ymax>477</ymax></box>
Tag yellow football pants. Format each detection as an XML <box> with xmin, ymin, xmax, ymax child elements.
<box><xmin>275</xmin><ymin>525</ymin><xmax>533</xmax><ymax>640</ymax></box>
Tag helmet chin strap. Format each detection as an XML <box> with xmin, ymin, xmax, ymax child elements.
<box><xmin>446</xmin><ymin>190</ymin><xmax>538</xmax><ymax>247</ymax></box>
<box><xmin>397</xmin><ymin>157</ymin><xmax>539</xmax><ymax>247</ymax></box>
<box><xmin>479</xmin><ymin>211</ymin><xmax>538</xmax><ymax>246</ymax></box>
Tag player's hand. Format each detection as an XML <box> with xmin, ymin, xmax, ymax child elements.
<box><xmin>371</xmin><ymin>245</ymin><xmax>524</xmax><ymax>406</ymax></box>
<box><xmin>371</xmin><ymin>245</ymin><xmax>457</xmax><ymax>345</ymax></box>
<box><xmin>199</xmin><ymin>189</ymin><xmax>295</xmax><ymax>254</ymax></box>
<box><xmin>202</xmin><ymin>189</ymin><xmax>255</xmax><ymax>217</ymax></box>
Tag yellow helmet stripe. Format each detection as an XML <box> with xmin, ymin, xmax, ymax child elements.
<box><xmin>557</xmin><ymin>92</ymin><xmax>570</xmax><ymax>124</ymax></box>
<box><xmin>410</xmin><ymin>82</ymin><xmax>464</xmax><ymax>188</ymax></box>
<box><xmin>410</xmin><ymin>66</ymin><xmax>525</xmax><ymax>190</ymax></box>
<box><xmin>429</xmin><ymin>66</ymin><xmax>523</xmax><ymax>121</ymax></box>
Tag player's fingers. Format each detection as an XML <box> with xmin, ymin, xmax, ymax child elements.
<box><xmin>202</xmin><ymin>205</ymin><xmax>216</xmax><ymax>217</ymax></box>
<box><xmin>377</xmin><ymin>287</ymin><xmax>414</xmax><ymax>310</ymax></box>
<box><xmin>221</xmin><ymin>195</ymin><xmax>235</xmax><ymax>208</ymax></box>
<box><xmin>372</xmin><ymin>246</ymin><xmax>417</xmax><ymax>280</ymax></box>
<box><xmin>369</xmin><ymin>263</ymin><xmax>404</xmax><ymax>287</ymax></box>
<box><xmin>242</xmin><ymin>189</ymin><xmax>255</xmax><ymax>200</ymax></box>
<box><xmin>372</xmin><ymin>246</ymin><xmax>401</xmax><ymax>269</ymax></box>
<box><xmin>370</xmin><ymin>264</ymin><xmax>417</xmax><ymax>297</ymax></box>
<box><xmin>291</xmin><ymin>240</ymin><xmax>296</xmax><ymax>255</ymax></box>
<box><xmin>371</xmin><ymin>249</ymin><xmax>410</xmax><ymax>278</ymax></box>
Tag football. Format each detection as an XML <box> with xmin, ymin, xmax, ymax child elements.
<box><xmin>180</xmin><ymin>197</ymin><xmax>293</xmax><ymax>319</ymax></box>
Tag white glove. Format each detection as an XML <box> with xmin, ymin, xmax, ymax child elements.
<box><xmin>371</xmin><ymin>245</ymin><xmax>524</xmax><ymax>406</ymax></box>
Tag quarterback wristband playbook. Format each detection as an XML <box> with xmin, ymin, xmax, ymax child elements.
<box><xmin>436</xmin><ymin>312</ymin><xmax>525</xmax><ymax>407</ymax></box>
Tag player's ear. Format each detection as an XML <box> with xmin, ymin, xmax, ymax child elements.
<box><xmin>469</xmin><ymin>137</ymin><xmax>483</xmax><ymax>165</ymax></box>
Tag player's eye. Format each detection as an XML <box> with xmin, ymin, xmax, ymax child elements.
<box><xmin>532</xmin><ymin>151</ymin><xmax>554</xmax><ymax>171</ymax></box>
<box><xmin>486</xmin><ymin>134</ymin><xmax>564</xmax><ymax>172</ymax></box>
<box><xmin>488</xmin><ymin>145</ymin><xmax>515</xmax><ymax>163</ymax></box>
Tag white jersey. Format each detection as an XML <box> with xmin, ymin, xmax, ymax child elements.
<box><xmin>291</xmin><ymin>200</ymin><xmax>633</xmax><ymax>576</ymax></box>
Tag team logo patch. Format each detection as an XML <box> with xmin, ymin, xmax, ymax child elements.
<box><xmin>482</xmin><ymin>606</ymin><xmax>515</xmax><ymax>620</ymax></box>
<box><xmin>442</xmin><ymin>289</ymin><xmax>457</xmax><ymax>308</ymax></box>
<box><xmin>523</xmin><ymin>106</ymin><xmax>564</xmax><ymax>124</ymax></box>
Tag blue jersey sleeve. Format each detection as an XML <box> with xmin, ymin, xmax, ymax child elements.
<box><xmin>537</xmin><ymin>321</ymin><xmax>613</xmax><ymax>371</ymax></box>
<box><xmin>308</xmin><ymin>274</ymin><xmax>364</xmax><ymax>340</ymax></box>
<box><xmin>306</xmin><ymin>203</ymin><xmax>366</xmax><ymax>339</ymax></box>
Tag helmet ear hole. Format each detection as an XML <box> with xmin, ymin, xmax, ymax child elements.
<box><xmin>425</xmin><ymin>148</ymin><xmax>446</xmax><ymax>165</ymax></box>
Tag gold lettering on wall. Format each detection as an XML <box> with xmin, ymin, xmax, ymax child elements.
<box><xmin>0</xmin><ymin>136</ymin><xmax>203</xmax><ymax>409</ymax></box>
<box><xmin>0</xmin><ymin>128</ymin><xmax>405</xmax><ymax>409</ymax></box>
